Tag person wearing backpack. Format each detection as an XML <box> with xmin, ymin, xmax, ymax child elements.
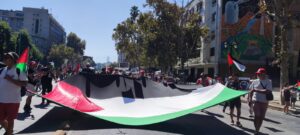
<box><xmin>0</xmin><ymin>52</ymin><xmax>28</xmax><ymax>135</ymax></box>
<box><xmin>249</xmin><ymin>68</ymin><xmax>272</xmax><ymax>135</ymax></box>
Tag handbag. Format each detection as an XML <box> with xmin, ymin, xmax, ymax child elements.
<box><xmin>260</xmin><ymin>81</ymin><xmax>273</xmax><ymax>101</ymax></box>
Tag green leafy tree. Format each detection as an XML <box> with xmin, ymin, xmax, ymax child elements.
<box><xmin>15</xmin><ymin>29</ymin><xmax>43</xmax><ymax>61</ymax></box>
<box><xmin>137</xmin><ymin>13</ymin><xmax>159</xmax><ymax>67</ymax></box>
<box><xmin>113</xmin><ymin>6</ymin><xmax>142</xmax><ymax>67</ymax></box>
<box><xmin>113</xmin><ymin>0</ymin><xmax>207</xmax><ymax>72</ymax></box>
<box><xmin>48</xmin><ymin>44</ymin><xmax>75</xmax><ymax>68</ymax></box>
<box><xmin>66</xmin><ymin>32</ymin><xmax>86</xmax><ymax>55</ymax></box>
<box><xmin>0</xmin><ymin>21</ymin><xmax>12</xmax><ymax>60</ymax></box>
<box><xmin>180</xmin><ymin>13</ymin><xmax>208</xmax><ymax>70</ymax></box>
<box><xmin>265</xmin><ymin>0</ymin><xmax>298</xmax><ymax>104</ymax></box>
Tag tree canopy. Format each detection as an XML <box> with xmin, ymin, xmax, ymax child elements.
<box><xmin>66</xmin><ymin>32</ymin><xmax>86</xmax><ymax>55</ymax></box>
<box><xmin>0</xmin><ymin>21</ymin><xmax>43</xmax><ymax>61</ymax></box>
<box><xmin>113</xmin><ymin>0</ymin><xmax>207</xmax><ymax>71</ymax></box>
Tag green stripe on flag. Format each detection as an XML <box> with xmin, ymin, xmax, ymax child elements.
<box><xmin>90</xmin><ymin>87</ymin><xmax>248</xmax><ymax>126</ymax></box>
<box><xmin>16</xmin><ymin>63</ymin><xmax>27</xmax><ymax>73</ymax></box>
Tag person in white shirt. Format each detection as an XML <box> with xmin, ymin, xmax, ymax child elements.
<box><xmin>249</xmin><ymin>68</ymin><xmax>272</xmax><ymax>135</ymax></box>
<box><xmin>0</xmin><ymin>52</ymin><xmax>28</xmax><ymax>135</ymax></box>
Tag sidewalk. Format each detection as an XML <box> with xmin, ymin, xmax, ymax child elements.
<box><xmin>241</xmin><ymin>88</ymin><xmax>300</xmax><ymax>114</ymax></box>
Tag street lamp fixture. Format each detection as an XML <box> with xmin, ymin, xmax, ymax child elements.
<box><xmin>224</xmin><ymin>39</ymin><xmax>238</xmax><ymax>50</ymax></box>
<box><xmin>224</xmin><ymin>42</ymin><xmax>228</xmax><ymax>48</ymax></box>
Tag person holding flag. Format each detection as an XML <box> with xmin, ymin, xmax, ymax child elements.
<box><xmin>249</xmin><ymin>68</ymin><xmax>272</xmax><ymax>135</ymax></box>
<box><xmin>23</xmin><ymin>60</ymin><xmax>38</xmax><ymax>114</ymax></box>
<box><xmin>0</xmin><ymin>51</ymin><xmax>28</xmax><ymax>135</ymax></box>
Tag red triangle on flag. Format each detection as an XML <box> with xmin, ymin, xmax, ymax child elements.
<box><xmin>227</xmin><ymin>53</ymin><xmax>234</xmax><ymax>66</ymax></box>
<box><xmin>17</xmin><ymin>47</ymin><xmax>29</xmax><ymax>63</ymax></box>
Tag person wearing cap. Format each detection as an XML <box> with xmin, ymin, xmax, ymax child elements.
<box><xmin>0</xmin><ymin>52</ymin><xmax>28</xmax><ymax>135</ymax></box>
<box><xmin>249</xmin><ymin>68</ymin><xmax>272</xmax><ymax>135</ymax></box>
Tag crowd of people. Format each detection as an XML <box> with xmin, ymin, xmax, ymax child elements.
<box><xmin>0</xmin><ymin>51</ymin><xmax>299</xmax><ymax>135</ymax></box>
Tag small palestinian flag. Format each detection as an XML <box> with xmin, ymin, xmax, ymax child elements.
<box><xmin>227</xmin><ymin>53</ymin><xmax>246</xmax><ymax>72</ymax></box>
<box><xmin>16</xmin><ymin>47</ymin><xmax>29</xmax><ymax>72</ymax></box>
<box><xmin>297</xmin><ymin>82</ymin><xmax>300</xmax><ymax>90</ymax></box>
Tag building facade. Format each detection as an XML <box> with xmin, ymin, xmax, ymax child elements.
<box><xmin>117</xmin><ymin>52</ymin><xmax>129</xmax><ymax>68</ymax></box>
<box><xmin>0</xmin><ymin>7</ymin><xmax>66</xmax><ymax>54</ymax></box>
<box><xmin>182</xmin><ymin>0</ymin><xmax>284</xmax><ymax>81</ymax></box>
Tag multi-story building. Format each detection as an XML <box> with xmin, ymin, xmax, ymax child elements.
<box><xmin>0</xmin><ymin>7</ymin><xmax>66</xmax><ymax>54</ymax></box>
<box><xmin>0</xmin><ymin>9</ymin><xmax>24</xmax><ymax>32</ymax></box>
<box><xmin>118</xmin><ymin>52</ymin><xmax>129</xmax><ymax>68</ymax></box>
<box><xmin>182</xmin><ymin>0</ymin><xmax>280</xmax><ymax>81</ymax></box>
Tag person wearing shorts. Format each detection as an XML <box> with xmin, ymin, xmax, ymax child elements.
<box><xmin>226</xmin><ymin>74</ymin><xmax>242</xmax><ymax>127</ymax></box>
<box><xmin>0</xmin><ymin>52</ymin><xmax>28</xmax><ymax>135</ymax></box>
<box><xmin>249</xmin><ymin>68</ymin><xmax>272</xmax><ymax>135</ymax></box>
<box><xmin>282</xmin><ymin>83</ymin><xmax>293</xmax><ymax>114</ymax></box>
<box><xmin>290</xmin><ymin>88</ymin><xmax>297</xmax><ymax>109</ymax></box>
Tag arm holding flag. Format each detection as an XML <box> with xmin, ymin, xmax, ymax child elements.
<box><xmin>4</xmin><ymin>75</ymin><xmax>27</xmax><ymax>87</ymax></box>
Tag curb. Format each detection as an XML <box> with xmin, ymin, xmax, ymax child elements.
<box><xmin>241</xmin><ymin>99</ymin><xmax>299</xmax><ymax>114</ymax></box>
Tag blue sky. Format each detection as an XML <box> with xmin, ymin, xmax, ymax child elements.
<box><xmin>0</xmin><ymin>0</ymin><xmax>187</xmax><ymax>63</ymax></box>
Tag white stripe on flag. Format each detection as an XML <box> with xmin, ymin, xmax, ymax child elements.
<box><xmin>233</xmin><ymin>60</ymin><xmax>246</xmax><ymax>72</ymax></box>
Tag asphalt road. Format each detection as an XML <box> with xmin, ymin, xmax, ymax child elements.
<box><xmin>1</xmin><ymin>95</ymin><xmax>299</xmax><ymax>135</ymax></box>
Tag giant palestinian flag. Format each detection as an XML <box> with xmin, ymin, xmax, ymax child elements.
<box><xmin>297</xmin><ymin>82</ymin><xmax>300</xmax><ymax>91</ymax></box>
<box><xmin>39</xmin><ymin>74</ymin><xmax>247</xmax><ymax>125</ymax></box>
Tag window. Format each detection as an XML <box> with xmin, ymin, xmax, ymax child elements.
<box><xmin>208</xmin><ymin>68</ymin><xmax>214</xmax><ymax>77</ymax></box>
<box><xmin>211</xmin><ymin>30</ymin><xmax>215</xmax><ymax>40</ymax></box>
<box><xmin>210</xmin><ymin>47</ymin><xmax>215</xmax><ymax>56</ymax></box>
<box><xmin>197</xmin><ymin>2</ymin><xmax>203</xmax><ymax>12</ymax></box>
<box><xmin>212</xmin><ymin>12</ymin><xmax>216</xmax><ymax>22</ymax></box>
<box><xmin>212</xmin><ymin>0</ymin><xmax>217</xmax><ymax>6</ymax></box>
<box><xmin>197</xmin><ymin>68</ymin><xmax>204</xmax><ymax>78</ymax></box>
<box><xmin>190</xmin><ymin>7</ymin><xmax>195</xmax><ymax>14</ymax></box>
<box><xmin>35</xmin><ymin>19</ymin><xmax>39</xmax><ymax>34</ymax></box>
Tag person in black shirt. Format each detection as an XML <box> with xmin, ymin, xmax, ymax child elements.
<box><xmin>40</xmin><ymin>66</ymin><xmax>55</xmax><ymax>105</ymax></box>
<box><xmin>81</xmin><ymin>63</ymin><xmax>94</xmax><ymax>74</ymax></box>
<box><xmin>226</xmin><ymin>74</ymin><xmax>242</xmax><ymax>127</ymax></box>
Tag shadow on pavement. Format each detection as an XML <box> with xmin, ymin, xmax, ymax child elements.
<box><xmin>264</xmin><ymin>117</ymin><xmax>281</xmax><ymax>124</ymax></box>
<box><xmin>265</xmin><ymin>126</ymin><xmax>283</xmax><ymax>133</ymax></box>
<box><xmin>17</xmin><ymin>107</ymin><xmax>72</xmax><ymax>134</ymax></box>
<box><xmin>33</xmin><ymin>103</ymin><xmax>50</xmax><ymax>109</ymax></box>
<box><xmin>18</xmin><ymin>106</ymin><xmax>252</xmax><ymax>135</ymax></box>
<box><xmin>236</xmin><ymin>126</ymin><xmax>269</xmax><ymax>135</ymax></box>
<box><xmin>201</xmin><ymin>110</ymin><xmax>225</xmax><ymax>118</ymax></box>
<box><xmin>17</xmin><ymin>112</ymin><xmax>35</xmax><ymax>121</ymax></box>
<box><xmin>288</xmin><ymin>113</ymin><xmax>300</xmax><ymax>118</ymax></box>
